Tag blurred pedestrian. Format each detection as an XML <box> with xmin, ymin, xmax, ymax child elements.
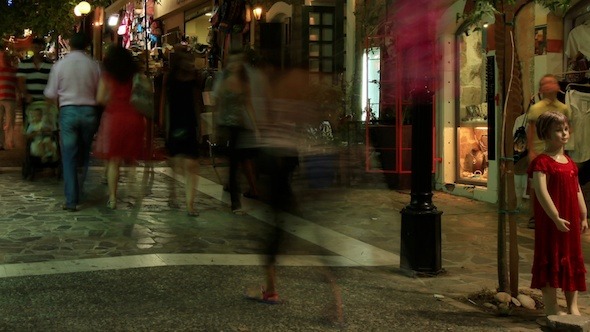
<box><xmin>17</xmin><ymin>37</ymin><xmax>53</xmax><ymax>124</ymax></box>
<box><xmin>44</xmin><ymin>33</ymin><xmax>101</xmax><ymax>211</ymax></box>
<box><xmin>528</xmin><ymin>111</ymin><xmax>587</xmax><ymax>316</ymax></box>
<box><xmin>0</xmin><ymin>47</ymin><xmax>18</xmax><ymax>150</ymax></box>
<box><xmin>164</xmin><ymin>46</ymin><xmax>200</xmax><ymax>216</ymax></box>
<box><xmin>213</xmin><ymin>50</ymin><xmax>260</xmax><ymax>214</ymax></box>
<box><xmin>93</xmin><ymin>45</ymin><xmax>147</xmax><ymax>210</ymax></box>
<box><xmin>526</xmin><ymin>74</ymin><xmax>571</xmax><ymax>229</ymax></box>
<box><xmin>244</xmin><ymin>67</ymin><xmax>343</xmax><ymax>326</ymax></box>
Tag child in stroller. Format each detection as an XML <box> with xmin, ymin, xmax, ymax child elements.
<box><xmin>22</xmin><ymin>101</ymin><xmax>60</xmax><ymax>179</ymax></box>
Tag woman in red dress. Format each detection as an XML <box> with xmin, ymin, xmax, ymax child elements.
<box><xmin>94</xmin><ymin>46</ymin><xmax>147</xmax><ymax>209</ymax></box>
<box><xmin>528</xmin><ymin>111</ymin><xmax>588</xmax><ymax>316</ymax></box>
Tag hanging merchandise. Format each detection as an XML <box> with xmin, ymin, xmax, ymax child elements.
<box><xmin>210</xmin><ymin>0</ymin><xmax>220</xmax><ymax>29</ymax></box>
<box><xmin>149</xmin><ymin>19</ymin><xmax>163</xmax><ymax>49</ymax></box>
<box><xmin>146</xmin><ymin>0</ymin><xmax>155</xmax><ymax>16</ymax></box>
<box><xmin>217</xmin><ymin>0</ymin><xmax>247</xmax><ymax>34</ymax></box>
<box><xmin>208</xmin><ymin>39</ymin><xmax>220</xmax><ymax>68</ymax></box>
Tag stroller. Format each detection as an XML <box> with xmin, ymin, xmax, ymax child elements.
<box><xmin>21</xmin><ymin>101</ymin><xmax>61</xmax><ymax>180</ymax></box>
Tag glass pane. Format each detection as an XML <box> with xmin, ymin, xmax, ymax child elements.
<box><xmin>309</xmin><ymin>13</ymin><xmax>320</xmax><ymax>25</ymax></box>
<box><xmin>309</xmin><ymin>59</ymin><xmax>320</xmax><ymax>72</ymax></box>
<box><xmin>322</xmin><ymin>28</ymin><xmax>333</xmax><ymax>41</ymax></box>
<box><xmin>322</xmin><ymin>59</ymin><xmax>333</xmax><ymax>72</ymax></box>
<box><xmin>322</xmin><ymin>44</ymin><xmax>332</xmax><ymax>57</ymax></box>
<box><xmin>309</xmin><ymin>44</ymin><xmax>320</xmax><ymax>57</ymax></box>
<box><xmin>322</xmin><ymin>13</ymin><xmax>333</xmax><ymax>25</ymax></box>
<box><xmin>309</xmin><ymin>28</ymin><xmax>320</xmax><ymax>41</ymax></box>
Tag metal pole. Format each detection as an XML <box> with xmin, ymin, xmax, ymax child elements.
<box><xmin>396</xmin><ymin>0</ymin><xmax>443</xmax><ymax>274</ymax></box>
<box><xmin>400</xmin><ymin>87</ymin><xmax>443</xmax><ymax>274</ymax></box>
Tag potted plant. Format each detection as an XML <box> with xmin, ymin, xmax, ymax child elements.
<box><xmin>301</xmin><ymin>83</ymin><xmax>346</xmax><ymax>188</ymax></box>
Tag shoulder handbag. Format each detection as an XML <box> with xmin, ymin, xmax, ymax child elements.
<box><xmin>513</xmin><ymin>103</ymin><xmax>532</xmax><ymax>175</ymax></box>
<box><xmin>130</xmin><ymin>73</ymin><xmax>154</xmax><ymax>119</ymax></box>
<box><xmin>513</xmin><ymin>114</ymin><xmax>528</xmax><ymax>161</ymax></box>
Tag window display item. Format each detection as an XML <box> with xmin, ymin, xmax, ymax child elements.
<box><xmin>463</xmin><ymin>148</ymin><xmax>486</xmax><ymax>174</ymax></box>
<box><xmin>458</xmin><ymin>127</ymin><xmax>489</xmax><ymax>183</ymax></box>
<box><xmin>462</xmin><ymin>104</ymin><xmax>487</xmax><ymax>122</ymax></box>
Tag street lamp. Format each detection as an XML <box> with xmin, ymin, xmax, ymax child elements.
<box><xmin>253</xmin><ymin>7</ymin><xmax>263</xmax><ymax>21</ymax></box>
<box><xmin>74</xmin><ymin>1</ymin><xmax>92</xmax><ymax>32</ymax></box>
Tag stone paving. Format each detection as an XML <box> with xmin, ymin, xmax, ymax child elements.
<box><xmin>0</xmin><ymin>167</ymin><xmax>334</xmax><ymax>265</ymax></box>
<box><xmin>4</xmin><ymin>134</ymin><xmax>590</xmax><ymax>330</ymax></box>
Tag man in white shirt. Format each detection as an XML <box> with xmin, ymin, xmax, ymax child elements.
<box><xmin>44</xmin><ymin>33</ymin><xmax>100</xmax><ymax>212</ymax></box>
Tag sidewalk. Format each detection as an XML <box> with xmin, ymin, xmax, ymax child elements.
<box><xmin>0</xmin><ymin>154</ymin><xmax>588</xmax><ymax>330</ymax></box>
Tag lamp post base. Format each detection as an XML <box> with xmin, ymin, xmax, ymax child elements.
<box><xmin>400</xmin><ymin>206</ymin><xmax>443</xmax><ymax>274</ymax></box>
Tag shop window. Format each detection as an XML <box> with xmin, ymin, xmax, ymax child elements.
<box><xmin>456</xmin><ymin>26</ymin><xmax>494</xmax><ymax>186</ymax></box>
<box><xmin>362</xmin><ymin>47</ymin><xmax>380</xmax><ymax>121</ymax></box>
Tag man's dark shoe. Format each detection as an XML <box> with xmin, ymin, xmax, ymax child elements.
<box><xmin>61</xmin><ymin>204</ymin><xmax>78</xmax><ymax>212</ymax></box>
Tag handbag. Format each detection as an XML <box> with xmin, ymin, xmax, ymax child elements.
<box><xmin>513</xmin><ymin>106</ymin><xmax>530</xmax><ymax>175</ymax></box>
<box><xmin>513</xmin><ymin>114</ymin><xmax>528</xmax><ymax>161</ymax></box>
<box><xmin>130</xmin><ymin>73</ymin><xmax>154</xmax><ymax>119</ymax></box>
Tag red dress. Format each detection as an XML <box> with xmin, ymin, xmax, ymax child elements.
<box><xmin>528</xmin><ymin>154</ymin><xmax>586</xmax><ymax>291</ymax></box>
<box><xmin>94</xmin><ymin>74</ymin><xmax>147</xmax><ymax>160</ymax></box>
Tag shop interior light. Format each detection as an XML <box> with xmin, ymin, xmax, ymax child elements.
<box><xmin>253</xmin><ymin>7</ymin><xmax>263</xmax><ymax>21</ymax></box>
<box><xmin>483</xmin><ymin>23</ymin><xmax>489</xmax><ymax>28</ymax></box>
<box><xmin>205</xmin><ymin>12</ymin><xmax>212</xmax><ymax>17</ymax></box>
<box><xmin>108</xmin><ymin>14</ymin><xmax>119</xmax><ymax>27</ymax></box>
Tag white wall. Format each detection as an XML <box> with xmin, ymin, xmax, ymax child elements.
<box><xmin>185</xmin><ymin>14</ymin><xmax>209</xmax><ymax>44</ymax></box>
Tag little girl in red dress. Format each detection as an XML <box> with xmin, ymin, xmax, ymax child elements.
<box><xmin>528</xmin><ymin>111</ymin><xmax>588</xmax><ymax>316</ymax></box>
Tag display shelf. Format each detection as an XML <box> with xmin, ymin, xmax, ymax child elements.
<box><xmin>460</xmin><ymin>121</ymin><xmax>488</xmax><ymax>127</ymax></box>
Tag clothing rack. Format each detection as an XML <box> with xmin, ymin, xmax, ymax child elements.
<box><xmin>554</xmin><ymin>69</ymin><xmax>590</xmax><ymax>78</ymax></box>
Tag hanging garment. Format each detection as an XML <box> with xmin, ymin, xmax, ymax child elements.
<box><xmin>566</xmin><ymin>88</ymin><xmax>590</xmax><ymax>163</ymax></box>
<box><xmin>566</xmin><ymin>22</ymin><xmax>590</xmax><ymax>59</ymax></box>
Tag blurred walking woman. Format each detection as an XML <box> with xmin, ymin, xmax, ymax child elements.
<box><xmin>164</xmin><ymin>46</ymin><xmax>200</xmax><ymax>217</ymax></box>
<box><xmin>94</xmin><ymin>45</ymin><xmax>147</xmax><ymax>209</ymax></box>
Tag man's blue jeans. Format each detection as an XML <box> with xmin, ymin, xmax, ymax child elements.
<box><xmin>59</xmin><ymin>106</ymin><xmax>98</xmax><ymax>209</ymax></box>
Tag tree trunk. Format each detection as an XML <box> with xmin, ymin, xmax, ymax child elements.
<box><xmin>495</xmin><ymin>2</ymin><xmax>526</xmax><ymax>295</ymax></box>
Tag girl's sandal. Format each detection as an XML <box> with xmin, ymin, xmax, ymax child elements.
<box><xmin>232</xmin><ymin>208</ymin><xmax>246</xmax><ymax>215</ymax></box>
<box><xmin>187</xmin><ymin>210</ymin><xmax>200</xmax><ymax>217</ymax></box>
<box><xmin>244</xmin><ymin>286</ymin><xmax>284</xmax><ymax>304</ymax></box>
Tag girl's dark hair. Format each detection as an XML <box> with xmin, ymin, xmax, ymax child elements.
<box><xmin>102</xmin><ymin>45</ymin><xmax>138</xmax><ymax>82</ymax></box>
<box><xmin>536</xmin><ymin>111</ymin><xmax>568</xmax><ymax>141</ymax></box>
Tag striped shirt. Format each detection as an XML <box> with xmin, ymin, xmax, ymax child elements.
<box><xmin>0</xmin><ymin>66</ymin><xmax>17</xmax><ymax>101</ymax></box>
<box><xmin>17</xmin><ymin>58</ymin><xmax>53</xmax><ymax>101</ymax></box>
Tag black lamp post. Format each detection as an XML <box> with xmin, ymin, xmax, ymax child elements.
<box><xmin>74</xmin><ymin>1</ymin><xmax>92</xmax><ymax>33</ymax></box>
<box><xmin>395</xmin><ymin>1</ymin><xmax>444</xmax><ymax>275</ymax></box>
